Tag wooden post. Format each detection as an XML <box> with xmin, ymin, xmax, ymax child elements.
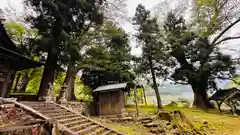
<box><xmin>216</xmin><ymin>100</ymin><xmax>223</xmax><ymax>112</ymax></box>
<box><xmin>1</xmin><ymin>69</ymin><xmax>12</xmax><ymax>97</ymax></box>
<box><xmin>230</xmin><ymin>100</ymin><xmax>237</xmax><ymax>115</ymax></box>
<box><xmin>13</xmin><ymin>72</ymin><xmax>21</xmax><ymax>92</ymax></box>
<box><xmin>134</xmin><ymin>85</ymin><xmax>139</xmax><ymax>117</ymax></box>
<box><xmin>142</xmin><ymin>85</ymin><xmax>147</xmax><ymax>106</ymax></box>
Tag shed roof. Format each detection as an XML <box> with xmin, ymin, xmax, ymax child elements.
<box><xmin>209</xmin><ymin>88</ymin><xmax>240</xmax><ymax>101</ymax></box>
<box><xmin>0</xmin><ymin>22</ymin><xmax>17</xmax><ymax>51</ymax></box>
<box><xmin>93</xmin><ymin>82</ymin><xmax>133</xmax><ymax>92</ymax></box>
<box><xmin>0</xmin><ymin>45</ymin><xmax>43</xmax><ymax>70</ymax></box>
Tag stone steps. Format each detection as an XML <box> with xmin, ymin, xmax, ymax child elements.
<box><xmin>20</xmin><ymin>101</ymin><xmax>123</xmax><ymax>135</ymax></box>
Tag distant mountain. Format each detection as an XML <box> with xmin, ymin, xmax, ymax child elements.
<box><xmin>143</xmin><ymin>79</ymin><xmax>238</xmax><ymax>105</ymax></box>
<box><xmin>144</xmin><ymin>84</ymin><xmax>194</xmax><ymax>104</ymax></box>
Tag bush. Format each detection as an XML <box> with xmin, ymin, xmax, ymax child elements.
<box><xmin>166</xmin><ymin>98</ymin><xmax>191</xmax><ymax>107</ymax></box>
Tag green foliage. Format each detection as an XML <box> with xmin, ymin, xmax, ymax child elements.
<box><xmin>75</xmin><ymin>76</ymin><xmax>93</xmax><ymax>102</ymax></box>
<box><xmin>53</xmin><ymin>71</ymin><xmax>66</xmax><ymax>96</ymax></box>
<box><xmin>4</xmin><ymin>20</ymin><xmax>44</xmax><ymax>94</ymax></box>
<box><xmin>164</xmin><ymin>12</ymin><xmax>235</xmax><ymax>89</ymax></box>
<box><xmin>162</xmin><ymin>10</ymin><xmax>239</xmax><ymax>108</ymax></box>
<box><xmin>4</xmin><ymin>21</ymin><xmax>40</xmax><ymax>59</ymax></box>
<box><xmin>166</xmin><ymin>98</ymin><xmax>191</xmax><ymax>107</ymax></box>
<box><xmin>193</xmin><ymin>0</ymin><xmax>240</xmax><ymax>36</ymax></box>
<box><xmin>23</xmin><ymin>0</ymin><xmax>105</xmax><ymax>96</ymax></box>
<box><xmin>24</xmin><ymin>0</ymin><xmax>104</xmax><ymax>63</ymax></box>
<box><xmin>132</xmin><ymin>4</ymin><xmax>168</xmax><ymax>78</ymax></box>
<box><xmin>132</xmin><ymin>4</ymin><xmax>166</xmax><ymax>108</ymax></box>
<box><xmin>126</xmin><ymin>88</ymin><xmax>145</xmax><ymax>104</ymax></box>
<box><xmin>80</xmin><ymin>21</ymin><xmax>134</xmax><ymax>89</ymax></box>
<box><xmin>25</xmin><ymin>67</ymin><xmax>44</xmax><ymax>93</ymax></box>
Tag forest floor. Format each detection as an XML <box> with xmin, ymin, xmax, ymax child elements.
<box><xmin>93</xmin><ymin>105</ymin><xmax>240</xmax><ymax>135</ymax></box>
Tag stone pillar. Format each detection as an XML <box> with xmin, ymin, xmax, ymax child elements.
<box><xmin>45</xmin><ymin>83</ymin><xmax>55</xmax><ymax>102</ymax></box>
<box><xmin>56</xmin><ymin>84</ymin><xmax>68</xmax><ymax>104</ymax></box>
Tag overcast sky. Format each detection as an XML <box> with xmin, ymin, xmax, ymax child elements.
<box><xmin>0</xmin><ymin>0</ymin><xmax>162</xmax><ymax>56</ymax></box>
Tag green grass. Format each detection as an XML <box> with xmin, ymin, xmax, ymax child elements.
<box><xmin>10</xmin><ymin>92</ymin><xmax>37</xmax><ymax>95</ymax></box>
<box><xmin>91</xmin><ymin>117</ymin><xmax>154</xmax><ymax>135</ymax></box>
<box><xmin>104</xmin><ymin>122</ymin><xmax>152</xmax><ymax>135</ymax></box>
<box><xmin>126</xmin><ymin>104</ymin><xmax>240</xmax><ymax>135</ymax></box>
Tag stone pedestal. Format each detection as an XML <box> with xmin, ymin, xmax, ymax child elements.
<box><xmin>45</xmin><ymin>83</ymin><xmax>55</xmax><ymax>102</ymax></box>
<box><xmin>56</xmin><ymin>84</ymin><xmax>67</xmax><ymax>104</ymax></box>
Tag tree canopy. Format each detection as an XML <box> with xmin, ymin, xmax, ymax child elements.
<box><xmin>80</xmin><ymin>21</ymin><xmax>134</xmax><ymax>89</ymax></box>
<box><xmin>133</xmin><ymin>1</ymin><xmax>240</xmax><ymax>109</ymax></box>
<box><xmin>132</xmin><ymin>4</ymin><xmax>169</xmax><ymax>109</ymax></box>
<box><xmin>24</xmin><ymin>0</ymin><xmax>104</xmax><ymax>97</ymax></box>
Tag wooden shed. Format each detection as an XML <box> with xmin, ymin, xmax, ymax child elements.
<box><xmin>0</xmin><ymin>22</ymin><xmax>42</xmax><ymax>97</ymax></box>
<box><xmin>93</xmin><ymin>82</ymin><xmax>133</xmax><ymax>115</ymax></box>
<box><xmin>209</xmin><ymin>88</ymin><xmax>240</xmax><ymax>114</ymax></box>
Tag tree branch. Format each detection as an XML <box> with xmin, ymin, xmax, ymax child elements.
<box><xmin>220</xmin><ymin>0</ymin><xmax>229</xmax><ymax>9</ymax></box>
<box><xmin>211</xmin><ymin>17</ymin><xmax>240</xmax><ymax>45</ymax></box>
<box><xmin>214</xmin><ymin>36</ymin><xmax>240</xmax><ymax>45</ymax></box>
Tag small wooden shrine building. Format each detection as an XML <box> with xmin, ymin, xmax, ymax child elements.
<box><xmin>93</xmin><ymin>82</ymin><xmax>134</xmax><ymax>115</ymax></box>
<box><xmin>209</xmin><ymin>87</ymin><xmax>240</xmax><ymax>114</ymax></box>
<box><xmin>0</xmin><ymin>22</ymin><xmax>42</xmax><ymax>97</ymax></box>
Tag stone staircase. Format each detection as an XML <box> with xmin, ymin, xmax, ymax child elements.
<box><xmin>137</xmin><ymin>116</ymin><xmax>169</xmax><ymax>134</ymax></box>
<box><xmin>100</xmin><ymin>114</ymin><xmax>133</xmax><ymax>122</ymax></box>
<box><xmin>18</xmin><ymin>101</ymin><xmax>123</xmax><ymax>135</ymax></box>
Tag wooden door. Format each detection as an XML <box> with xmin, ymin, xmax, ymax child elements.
<box><xmin>99</xmin><ymin>90</ymin><xmax>125</xmax><ymax>115</ymax></box>
<box><xmin>99</xmin><ymin>92</ymin><xmax>111</xmax><ymax>115</ymax></box>
<box><xmin>110</xmin><ymin>91</ymin><xmax>123</xmax><ymax>114</ymax></box>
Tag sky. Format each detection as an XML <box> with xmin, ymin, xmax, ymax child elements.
<box><xmin>0</xmin><ymin>0</ymin><xmax>161</xmax><ymax>56</ymax></box>
<box><xmin>122</xmin><ymin>0</ymin><xmax>162</xmax><ymax>55</ymax></box>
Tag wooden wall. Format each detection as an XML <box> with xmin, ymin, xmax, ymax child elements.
<box><xmin>0</xmin><ymin>63</ymin><xmax>14</xmax><ymax>97</ymax></box>
<box><xmin>99</xmin><ymin>90</ymin><xmax>125</xmax><ymax>115</ymax></box>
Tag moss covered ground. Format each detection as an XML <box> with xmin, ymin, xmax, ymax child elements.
<box><xmin>94</xmin><ymin>105</ymin><xmax>240</xmax><ymax>135</ymax></box>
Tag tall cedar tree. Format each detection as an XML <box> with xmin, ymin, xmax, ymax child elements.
<box><xmin>163</xmin><ymin>12</ymin><xmax>236</xmax><ymax>108</ymax></box>
<box><xmin>78</xmin><ymin>21</ymin><xmax>134</xmax><ymax>115</ymax></box>
<box><xmin>24</xmin><ymin>0</ymin><xmax>104</xmax><ymax>98</ymax></box>
<box><xmin>80</xmin><ymin>21</ymin><xmax>134</xmax><ymax>89</ymax></box>
<box><xmin>133</xmin><ymin>4</ymin><xmax>167</xmax><ymax>109</ymax></box>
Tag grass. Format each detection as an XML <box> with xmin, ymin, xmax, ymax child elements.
<box><xmin>10</xmin><ymin>92</ymin><xmax>37</xmax><ymax>95</ymax></box>
<box><xmin>91</xmin><ymin>117</ymin><xmax>154</xmax><ymax>135</ymax></box>
<box><xmin>103</xmin><ymin>122</ymin><xmax>153</xmax><ymax>135</ymax></box>
<box><xmin>126</xmin><ymin>104</ymin><xmax>240</xmax><ymax>135</ymax></box>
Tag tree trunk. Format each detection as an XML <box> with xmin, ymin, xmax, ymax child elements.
<box><xmin>149</xmin><ymin>56</ymin><xmax>162</xmax><ymax>109</ymax></box>
<box><xmin>38</xmin><ymin>52</ymin><xmax>57</xmax><ymax>98</ymax></box>
<box><xmin>38</xmin><ymin>17</ymin><xmax>62</xmax><ymax>99</ymax></box>
<box><xmin>89</xmin><ymin>92</ymin><xmax>99</xmax><ymax>116</ymax></box>
<box><xmin>19</xmin><ymin>72</ymin><xmax>29</xmax><ymax>92</ymax></box>
<box><xmin>134</xmin><ymin>85</ymin><xmax>139</xmax><ymax>116</ymax></box>
<box><xmin>13</xmin><ymin>73</ymin><xmax>21</xmax><ymax>92</ymax></box>
<box><xmin>65</xmin><ymin>61</ymin><xmax>76</xmax><ymax>101</ymax></box>
<box><xmin>142</xmin><ymin>86</ymin><xmax>147</xmax><ymax>106</ymax></box>
<box><xmin>191</xmin><ymin>83</ymin><xmax>211</xmax><ymax>109</ymax></box>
